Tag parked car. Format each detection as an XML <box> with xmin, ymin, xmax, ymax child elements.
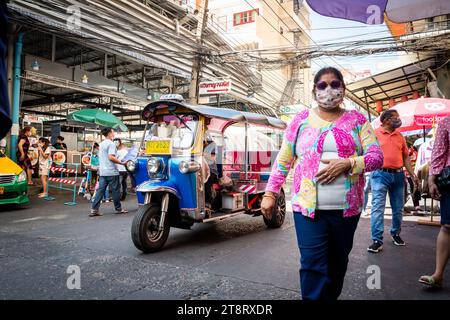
<box><xmin>0</xmin><ymin>145</ymin><xmax>29</xmax><ymax>206</ymax></box>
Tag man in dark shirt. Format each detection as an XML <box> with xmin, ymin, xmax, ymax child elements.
<box><xmin>53</xmin><ymin>136</ymin><xmax>67</xmax><ymax>150</ymax></box>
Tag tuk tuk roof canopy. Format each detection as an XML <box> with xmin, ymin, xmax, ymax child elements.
<box><xmin>142</xmin><ymin>100</ymin><xmax>287</xmax><ymax>130</ymax></box>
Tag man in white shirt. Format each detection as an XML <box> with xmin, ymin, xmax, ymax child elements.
<box><xmin>90</xmin><ymin>128</ymin><xmax>128</xmax><ymax>217</ymax></box>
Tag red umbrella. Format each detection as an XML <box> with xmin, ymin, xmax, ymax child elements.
<box><xmin>371</xmin><ymin>97</ymin><xmax>450</xmax><ymax>133</ymax></box>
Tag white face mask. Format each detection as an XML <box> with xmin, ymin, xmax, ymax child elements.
<box><xmin>315</xmin><ymin>86</ymin><xmax>344</xmax><ymax>109</ymax></box>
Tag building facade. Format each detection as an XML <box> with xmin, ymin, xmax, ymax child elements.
<box><xmin>209</xmin><ymin>0</ymin><xmax>313</xmax><ymax>110</ymax></box>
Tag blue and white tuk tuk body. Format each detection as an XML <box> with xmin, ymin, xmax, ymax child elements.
<box><xmin>127</xmin><ymin>95</ymin><xmax>286</xmax><ymax>252</ymax></box>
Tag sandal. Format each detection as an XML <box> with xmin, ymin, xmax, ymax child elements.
<box><xmin>115</xmin><ymin>208</ymin><xmax>128</xmax><ymax>214</ymax></box>
<box><xmin>27</xmin><ymin>182</ymin><xmax>35</xmax><ymax>186</ymax></box>
<box><xmin>419</xmin><ymin>275</ymin><xmax>442</xmax><ymax>288</ymax></box>
<box><xmin>37</xmin><ymin>193</ymin><xmax>46</xmax><ymax>198</ymax></box>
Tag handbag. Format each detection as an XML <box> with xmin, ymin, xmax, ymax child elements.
<box><xmin>436</xmin><ymin>166</ymin><xmax>450</xmax><ymax>190</ymax></box>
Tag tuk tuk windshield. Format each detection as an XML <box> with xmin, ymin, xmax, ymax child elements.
<box><xmin>144</xmin><ymin>114</ymin><xmax>198</xmax><ymax>149</ymax></box>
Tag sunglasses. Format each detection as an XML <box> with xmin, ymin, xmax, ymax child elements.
<box><xmin>316</xmin><ymin>80</ymin><xmax>343</xmax><ymax>91</ymax></box>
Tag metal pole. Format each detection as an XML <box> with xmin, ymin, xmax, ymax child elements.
<box><xmin>104</xmin><ymin>53</ymin><xmax>108</xmax><ymax>77</ymax></box>
<box><xmin>188</xmin><ymin>0</ymin><xmax>209</xmax><ymax>104</ymax></box>
<box><xmin>244</xmin><ymin>122</ymin><xmax>248</xmax><ymax>180</ymax></box>
<box><xmin>6</xmin><ymin>26</ymin><xmax>15</xmax><ymax>157</ymax></box>
<box><xmin>363</xmin><ymin>89</ymin><xmax>372</xmax><ymax>122</ymax></box>
<box><xmin>139</xmin><ymin>117</ymin><xmax>151</xmax><ymax>152</ymax></box>
<box><xmin>51</xmin><ymin>35</ymin><xmax>56</xmax><ymax>62</ymax></box>
<box><xmin>10</xmin><ymin>32</ymin><xmax>23</xmax><ymax>162</ymax></box>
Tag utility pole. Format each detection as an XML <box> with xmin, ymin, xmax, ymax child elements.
<box><xmin>189</xmin><ymin>0</ymin><xmax>209</xmax><ymax>104</ymax></box>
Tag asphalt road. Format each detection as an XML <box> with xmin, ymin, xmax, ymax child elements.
<box><xmin>0</xmin><ymin>189</ymin><xmax>449</xmax><ymax>300</ymax></box>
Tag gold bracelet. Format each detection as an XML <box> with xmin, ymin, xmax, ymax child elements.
<box><xmin>349</xmin><ymin>158</ymin><xmax>355</xmax><ymax>170</ymax></box>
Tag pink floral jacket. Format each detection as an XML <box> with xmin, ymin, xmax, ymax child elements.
<box><xmin>266</xmin><ymin>109</ymin><xmax>383</xmax><ymax>218</ymax></box>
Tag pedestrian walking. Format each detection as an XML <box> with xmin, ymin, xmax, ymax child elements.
<box><xmin>115</xmin><ymin>138</ymin><xmax>128</xmax><ymax>200</ymax></box>
<box><xmin>404</xmin><ymin>145</ymin><xmax>422</xmax><ymax>214</ymax></box>
<box><xmin>16</xmin><ymin>126</ymin><xmax>34</xmax><ymax>185</ymax></box>
<box><xmin>37</xmin><ymin>137</ymin><xmax>52</xmax><ymax>198</ymax></box>
<box><xmin>90</xmin><ymin>127</ymin><xmax>128</xmax><ymax>217</ymax></box>
<box><xmin>261</xmin><ymin>67</ymin><xmax>383</xmax><ymax>300</ymax></box>
<box><xmin>419</xmin><ymin>115</ymin><xmax>450</xmax><ymax>288</ymax></box>
<box><xmin>368</xmin><ymin>109</ymin><xmax>419</xmax><ymax>253</ymax></box>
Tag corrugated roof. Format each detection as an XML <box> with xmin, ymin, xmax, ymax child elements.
<box><xmin>345</xmin><ymin>57</ymin><xmax>437</xmax><ymax>116</ymax></box>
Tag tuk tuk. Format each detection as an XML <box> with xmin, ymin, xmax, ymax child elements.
<box><xmin>127</xmin><ymin>95</ymin><xmax>286</xmax><ymax>252</ymax></box>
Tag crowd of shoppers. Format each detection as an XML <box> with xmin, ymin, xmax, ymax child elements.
<box><xmin>12</xmin><ymin>125</ymin><xmax>134</xmax><ymax>212</ymax></box>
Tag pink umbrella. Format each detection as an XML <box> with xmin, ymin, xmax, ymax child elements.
<box><xmin>371</xmin><ymin>97</ymin><xmax>450</xmax><ymax>133</ymax></box>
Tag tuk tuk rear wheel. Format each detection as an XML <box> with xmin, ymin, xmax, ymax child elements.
<box><xmin>131</xmin><ymin>203</ymin><xmax>170</xmax><ymax>253</ymax></box>
<box><xmin>263</xmin><ymin>190</ymin><xmax>286</xmax><ymax>228</ymax></box>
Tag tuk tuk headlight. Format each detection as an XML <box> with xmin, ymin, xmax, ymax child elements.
<box><xmin>179</xmin><ymin>160</ymin><xmax>201</xmax><ymax>174</ymax></box>
<box><xmin>125</xmin><ymin>160</ymin><xmax>136</xmax><ymax>173</ymax></box>
<box><xmin>147</xmin><ymin>158</ymin><xmax>162</xmax><ymax>175</ymax></box>
<box><xmin>17</xmin><ymin>171</ymin><xmax>27</xmax><ymax>183</ymax></box>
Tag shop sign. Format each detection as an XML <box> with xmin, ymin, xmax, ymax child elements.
<box><xmin>199</xmin><ymin>80</ymin><xmax>232</xmax><ymax>95</ymax></box>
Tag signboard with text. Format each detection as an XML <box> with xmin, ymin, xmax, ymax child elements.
<box><xmin>279</xmin><ymin>104</ymin><xmax>307</xmax><ymax>115</ymax></box>
<box><xmin>199</xmin><ymin>80</ymin><xmax>232</xmax><ymax>95</ymax></box>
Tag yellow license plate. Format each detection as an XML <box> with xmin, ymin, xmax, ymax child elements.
<box><xmin>145</xmin><ymin>140</ymin><xmax>172</xmax><ymax>155</ymax></box>
<box><xmin>0</xmin><ymin>187</ymin><xmax>4</xmax><ymax>195</ymax></box>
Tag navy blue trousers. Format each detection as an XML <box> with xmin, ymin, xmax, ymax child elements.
<box><xmin>294</xmin><ymin>210</ymin><xmax>360</xmax><ymax>300</ymax></box>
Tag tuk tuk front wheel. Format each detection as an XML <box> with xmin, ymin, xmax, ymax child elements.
<box><xmin>131</xmin><ymin>203</ymin><xmax>170</xmax><ymax>253</ymax></box>
<box><xmin>263</xmin><ymin>190</ymin><xmax>286</xmax><ymax>228</ymax></box>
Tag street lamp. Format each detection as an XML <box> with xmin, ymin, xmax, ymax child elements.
<box><xmin>81</xmin><ymin>73</ymin><xmax>89</xmax><ymax>84</ymax></box>
<box><xmin>31</xmin><ymin>59</ymin><xmax>40</xmax><ymax>71</ymax></box>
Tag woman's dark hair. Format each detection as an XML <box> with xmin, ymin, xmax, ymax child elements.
<box><xmin>39</xmin><ymin>137</ymin><xmax>50</xmax><ymax>150</ymax></box>
<box><xmin>313</xmin><ymin>67</ymin><xmax>345</xmax><ymax>93</ymax></box>
<box><xmin>101</xmin><ymin>127</ymin><xmax>113</xmax><ymax>137</ymax></box>
<box><xmin>380</xmin><ymin>109</ymin><xmax>398</xmax><ymax>123</ymax></box>
<box><xmin>93</xmin><ymin>142</ymin><xmax>99</xmax><ymax>149</ymax></box>
<box><xmin>21</xmin><ymin>126</ymin><xmax>32</xmax><ymax>136</ymax></box>
<box><xmin>57</xmin><ymin>135</ymin><xmax>64</xmax><ymax>141</ymax></box>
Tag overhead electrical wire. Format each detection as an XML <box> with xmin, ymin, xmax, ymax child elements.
<box><xmin>269</xmin><ymin>0</ymin><xmax>358</xmax><ymax>76</ymax></box>
<box><xmin>199</xmin><ymin>4</ymin><xmax>293</xmax><ymax>97</ymax></box>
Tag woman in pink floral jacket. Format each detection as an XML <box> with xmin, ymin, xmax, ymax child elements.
<box><xmin>261</xmin><ymin>67</ymin><xmax>383</xmax><ymax>300</ymax></box>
